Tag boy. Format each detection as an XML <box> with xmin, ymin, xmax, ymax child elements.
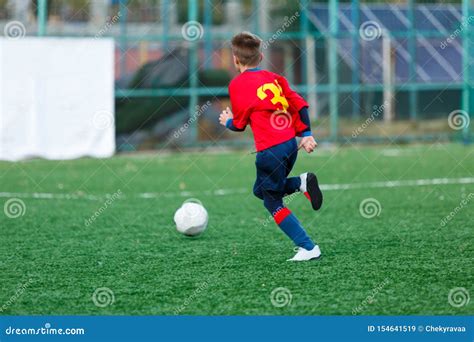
<box><xmin>219</xmin><ymin>32</ymin><xmax>323</xmax><ymax>261</ymax></box>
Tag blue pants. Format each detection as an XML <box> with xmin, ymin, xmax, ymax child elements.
<box><xmin>253</xmin><ymin>138</ymin><xmax>300</xmax><ymax>211</ymax></box>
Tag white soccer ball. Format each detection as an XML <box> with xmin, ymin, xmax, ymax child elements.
<box><xmin>174</xmin><ymin>201</ymin><xmax>208</xmax><ymax>236</ymax></box>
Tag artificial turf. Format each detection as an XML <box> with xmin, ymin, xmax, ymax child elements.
<box><xmin>0</xmin><ymin>143</ymin><xmax>473</xmax><ymax>315</ymax></box>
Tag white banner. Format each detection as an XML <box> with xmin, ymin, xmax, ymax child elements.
<box><xmin>0</xmin><ymin>38</ymin><xmax>115</xmax><ymax>161</ymax></box>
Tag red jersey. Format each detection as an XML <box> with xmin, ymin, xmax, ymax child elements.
<box><xmin>228</xmin><ymin>69</ymin><xmax>309</xmax><ymax>151</ymax></box>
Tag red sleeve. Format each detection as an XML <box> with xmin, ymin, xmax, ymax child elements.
<box><xmin>228</xmin><ymin>80</ymin><xmax>250</xmax><ymax>130</ymax></box>
<box><xmin>276</xmin><ymin>75</ymin><xmax>308</xmax><ymax>112</ymax></box>
<box><xmin>275</xmin><ymin>75</ymin><xmax>310</xmax><ymax>136</ymax></box>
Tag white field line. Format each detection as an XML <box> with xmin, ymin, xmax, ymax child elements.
<box><xmin>0</xmin><ymin>177</ymin><xmax>473</xmax><ymax>202</ymax></box>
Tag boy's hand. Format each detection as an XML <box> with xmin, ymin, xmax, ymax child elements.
<box><xmin>299</xmin><ymin>135</ymin><xmax>318</xmax><ymax>153</ymax></box>
<box><xmin>219</xmin><ymin>107</ymin><xmax>233</xmax><ymax>127</ymax></box>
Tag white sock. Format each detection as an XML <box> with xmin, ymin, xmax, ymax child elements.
<box><xmin>299</xmin><ymin>173</ymin><xmax>308</xmax><ymax>192</ymax></box>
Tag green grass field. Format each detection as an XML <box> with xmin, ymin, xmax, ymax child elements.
<box><xmin>0</xmin><ymin>143</ymin><xmax>473</xmax><ymax>315</ymax></box>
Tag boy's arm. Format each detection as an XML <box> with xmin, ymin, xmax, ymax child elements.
<box><xmin>219</xmin><ymin>82</ymin><xmax>249</xmax><ymax>132</ymax></box>
<box><xmin>276</xmin><ymin>75</ymin><xmax>312</xmax><ymax>136</ymax></box>
<box><xmin>297</xmin><ymin>107</ymin><xmax>317</xmax><ymax>153</ymax></box>
<box><xmin>226</xmin><ymin>118</ymin><xmax>245</xmax><ymax>132</ymax></box>
<box><xmin>276</xmin><ymin>75</ymin><xmax>317</xmax><ymax>153</ymax></box>
<box><xmin>219</xmin><ymin>107</ymin><xmax>245</xmax><ymax>131</ymax></box>
<box><xmin>298</xmin><ymin>106</ymin><xmax>312</xmax><ymax>137</ymax></box>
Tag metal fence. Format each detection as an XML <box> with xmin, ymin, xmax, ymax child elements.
<box><xmin>1</xmin><ymin>0</ymin><xmax>472</xmax><ymax>149</ymax></box>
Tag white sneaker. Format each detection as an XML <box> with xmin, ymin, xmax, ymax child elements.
<box><xmin>287</xmin><ymin>245</ymin><xmax>322</xmax><ymax>261</ymax></box>
<box><xmin>299</xmin><ymin>173</ymin><xmax>308</xmax><ymax>192</ymax></box>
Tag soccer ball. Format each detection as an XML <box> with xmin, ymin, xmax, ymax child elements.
<box><xmin>174</xmin><ymin>200</ymin><xmax>208</xmax><ymax>236</ymax></box>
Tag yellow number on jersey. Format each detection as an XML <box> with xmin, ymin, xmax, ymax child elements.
<box><xmin>257</xmin><ymin>80</ymin><xmax>289</xmax><ymax>112</ymax></box>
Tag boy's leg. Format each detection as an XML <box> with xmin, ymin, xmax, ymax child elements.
<box><xmin>253</xmin><ymin>182</ymin><xmax>264</xmax><ymax>200</ymax></box>
<box><xmin>254</xmin><ymin>139</ymin><xmax>316</xmax><ymax>250</ymax></box>
<box><xmin>262</xmin><ymin>189</ymin><xmax>315</xmax><ymax>251</ymax></box>
<box><xmin>283</xmin><ymin>141</ymin><xmax>324</xmax><ymax>210</ymax></box>
<box><xmin>282</xmin><ymin>141</ymin><xmax>301</xmax><ymax>196</ymax></box>
<box><xmin>283</xmin><ymin>177</ymin><xmax>301</xmax><ymax>196</ymax></box>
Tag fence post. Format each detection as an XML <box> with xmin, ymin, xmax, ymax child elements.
<box><xmin>351</xmin><ymin>0</ymin><xmax>360</xmax><ymax>120</ymax></box>
<box><xmin>470</xmin><ymin>1</ymin><xmax>474</xmax><ymax>141</ymax></box>
<box><xmin>37</xmin><ymin>0</ymin><xmax>47</xmax><ymax>36</ymax></box>
<box><xmin>306</xmin><ymin>36</ymin><xmax>317</xmax><ymax>120</ymax></box>
<box><xmin>300</xmin><ymin>0</ymin><xmax>309</xmax><ymax>85</ymax></box>
<box><xmin>462</xmin><ymin>0</ymin><xmax>472</xmax><ymax>142</ymax></box>
<box><xmin>382</xmin><ymin>30</ymin><xmax>395</xmax><ymax>122</ymax></box>
<box><xmin>252</xmin><ymin>0</ymin><xmax>259</xmax><ymax>34</ymax></box>
<box><xmin>188</xmin><ymin>0</ymin><xmax>199</xmax><ymax>144</ymax></box>
<box><xmin>203</xmin><ymin>0</ymin><xmax>213</xmax><ymax>69</ymax></box>
<box><xmin>161</xmin><ymin>0</ymin><xmax>169</xmax><ymax>51</ymax></box>
<box><xmin>301</xmin><ymin>0</ymin><xmax>317</xmax><ymax>120</ymax></box>
<box><xmin>257</xmin><ymin>0</ymin><xmax>269</xmax><ymax>70</ymax></box>
<box><xmin>407</xmin><ymin>0</ymin><xmax>418</xmax><ymax>121</ymax></box>
<box><xmin>119</xmin><ymin>0</ymin><xmax>128</xmax><ymax>80</ymax></box>
<box><xmin>328</xmin><ymin>0</ymin><xmax>339</xmax><ymax>141</ymax></box>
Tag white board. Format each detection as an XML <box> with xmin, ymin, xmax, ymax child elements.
<box><xmin>0</xmin><ymin>37</ymin><xmax>115</xmax><ymax>161</ymax></box>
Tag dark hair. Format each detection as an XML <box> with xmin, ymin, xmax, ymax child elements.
<box><xmin>231</xmin><ymin>31</ymin><xmax>262</xmax><ymax>66</ymax></box>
